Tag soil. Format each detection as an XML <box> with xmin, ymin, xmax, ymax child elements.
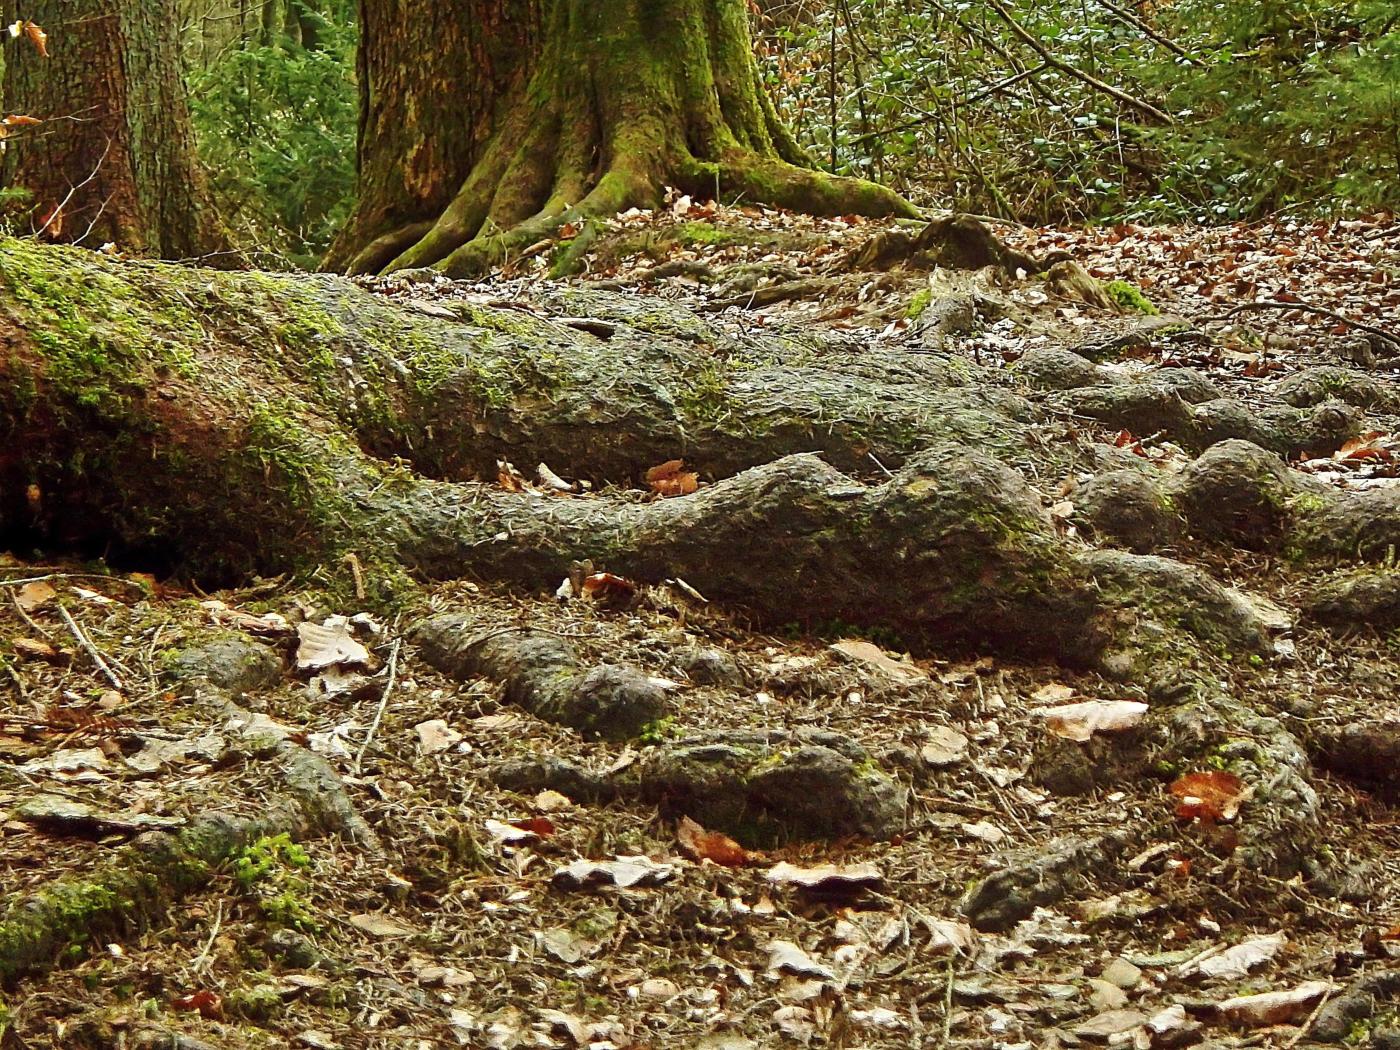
<box><xmin>1</xmin><ymin>204</ymin><xmax>1398</xmax><ymax>1050</ymax></box>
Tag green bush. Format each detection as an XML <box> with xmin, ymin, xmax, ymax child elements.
<box><xmin>189</xmin><ymin>5</ymin><xmax>357</xmax><ymax>268</ymax></box>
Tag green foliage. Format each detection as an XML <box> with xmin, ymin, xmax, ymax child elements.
<box><xmin>188</xmin><ymin>3</ymin><xmax>357</xmax><ymax>267</ymax></box>
<box><xmin>759</xmin><ymin>0</ymin><xmax>1397</xmax><ymax>222</ymax></box>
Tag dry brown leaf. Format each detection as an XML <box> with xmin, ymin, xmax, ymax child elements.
<box><xmin>676</xmin><ymin>815</ymin><xmax>758</xmax><ymax>867</ymax></box>
<box><xmin>15</xmin><ymin>580</ymin><xmax>56</xmax><ymax>612</ymax></box>
<box><xmin>829</xmin><ymin>639</ymin><xmax>925</xmax><ymax>681</ymax></box>
<box><xmin>348</xmin><ymin>912</ymin><xmax>418</xmax><ymax>938</ymax></box>
<box><xmin>1215</xmin><ymin>981</ymin><xmax>1331</xmax><ymax>1027</ymax></box>
<box><xmin>580</xmin><ymin>571</ymin><xmax>637</xmax><ymax>603</ymax></box>
<box><xmin>1170</xmin><ymin>770</ymin><xmax>1249</xmax><ymax>822</ymax></box>
<box><xmin>13</xmin><ymin>637</ymin><xmax>61</xmax><ymax>662</ymax></box>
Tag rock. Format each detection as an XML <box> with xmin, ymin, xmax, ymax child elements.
<box><xmin>961</xmin><ymin>832</ymin><xmax>1131</xmax><ymax>932</ymax></box>
<box><xmin>266</xmin><ymin>929</ymin><xmax>329</xmax><ymax>970</ymax></box>
<box><xmin>639</xmin><ymin>729</ymin><xmax>905</xmax><ymax>843</ymax></box>
<box><xmin>1303</xmin><ymin>570</ymin><xmax>1400</xmax><ymax>631</ymax></box>
<box><xmin>1100</xmin><ymin>958</ymin><xmax>1143</xmax><ymax>989</ymax></box>
<box><xmin>13</xmin><ymin>795</ymin><xmax>184</xmax><ymax>835</ymax></box>
<box><xmin>163</xmin><ymin>636</ymin><xmax>282</xmax><ymax>694</ymax></box>
<box><xmin>1311</xmin><ymin>970</ymin><xmax>1400</xmax><ymax>1042</ymax></box>
<box><xmin>677</xmin><ymin>646</ymin><xmax>744</xmax><ymax>687</ymax></box>
<box><xmin>1073</xmin><ymin>1009</ymin><xmax>1149</xmax><ymax>1040</ymax></box>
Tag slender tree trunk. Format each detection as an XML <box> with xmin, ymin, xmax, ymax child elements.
<box><xmin>0</xmin><ymin>0</ymin><xmax>226</xmax><ymax>258</ymax></box>
<box><xmin>326</xmin><ymin>0</ymin><xmax>915</xmax><ymax>276</ymax></box>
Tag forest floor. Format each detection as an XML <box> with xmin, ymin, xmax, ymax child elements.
<box><xmin>1</xmin><ymin>204</ymin><xmax>1398</xmax><ymax>1050</ymax></box>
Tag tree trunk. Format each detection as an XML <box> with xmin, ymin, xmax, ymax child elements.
<box><xmin>326</xmin><ymin>0</ymin><xmax>916</xmax><ymax>276</ymax></box>
<box><xmin>0</xmin><ymin>0</ymin><xmax>226</xmax><ymax>258</ymax></box>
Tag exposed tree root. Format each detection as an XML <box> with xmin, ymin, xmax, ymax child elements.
<box><xmin>2</xmin><ymin>239</ymin><xmax>1396</xmax><ymax>912</ymax></box>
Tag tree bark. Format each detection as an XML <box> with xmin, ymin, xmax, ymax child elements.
<box><xmin>0</xmin><ymin>0</ymin><xmax>226</xmax><ymax>258</ymax></box>
<box><xmin>326</xmin><ymin>0</ymin><xmax>916</xmax><ymax>276</ymax></box>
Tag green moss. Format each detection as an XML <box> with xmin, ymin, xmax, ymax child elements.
<box><xmin>907</xmin><ymin>288</ymin><xmax>933</xmax><ymax>320</ymax></box>
<box><xmin>1105</xmin><ymin>280</ymin><xmax>1159</xmax><ymax>315</ymax></box>
<box><xmin>676</xmin><ymin>222</ymin><xmax>743</xmax><ymax>247</ymax></box>
<box><xmin>0</xmin><ymin>239</ymin><xmax>201</xmax><ymax>421</ymax></box>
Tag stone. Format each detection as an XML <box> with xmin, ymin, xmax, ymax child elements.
<box><xmin>164</xmin><ymin>636</ymin><xmax>282</xmax><ymax>695</ymax></box>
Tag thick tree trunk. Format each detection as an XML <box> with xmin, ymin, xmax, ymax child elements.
<box><xmin>326</xmin><ymin>0</ymin><xmax>916</xmax><ymax>276</ymax></box>
<box><xmin>0</xmin><ymin>0</ymin><xmax>225</xmax><ymax>258</ymax></box>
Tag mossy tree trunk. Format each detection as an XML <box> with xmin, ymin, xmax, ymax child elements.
<box><xmin>326</xmin><ymin>0</ymin><xmax>916</xmax><ymax>277</ymax></box>
<box><xmin>0</xmin><ymin>0</ymin><xmax>226</xmax><ymax>258</ymax></box>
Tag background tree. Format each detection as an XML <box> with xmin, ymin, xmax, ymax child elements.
<box><xmin>326</xmin><ymin>0</ymin><xmax>917</xmax><ymax>277</ymax></box>
<box><xmin>0</xmin><ymin>0</ymin><xmax>225</xmax><ymax>257</ymax></box>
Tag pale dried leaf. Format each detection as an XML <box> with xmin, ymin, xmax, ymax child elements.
<box><xmin>1037</xmin><ymin>699</ymin><xmax>1149</xmax><ymax>741</ymax></box>
<box><xmin>829</xmin><ymin>639</ymin><xmax>925</xmax><ymax>680</ymax></box>
<box><xmin>295</xmin><ymin>620</ymin><xmax>370</xmax><ymax>671</ymax></box>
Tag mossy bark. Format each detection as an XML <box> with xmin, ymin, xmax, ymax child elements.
<box><xmin>0</xmin><ymin>0</ymin><xmax>226</xmax><ymax>258</ymax></box>
<box><xmin>327</xmin><ymin>0</ymin><xmax>916</xmax><ymax>277</ymax></box>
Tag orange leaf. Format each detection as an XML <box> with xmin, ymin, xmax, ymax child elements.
<box><xmin>676</xmin><ymin>815</ymin><xmax>757</xmax><ymax>867</ymax></box>
<box><xmin>580</xmin><ymin>571</ymin><xmax>637</xmax><ymax>602</ymax></box>
<box><xmin>1169</xmin><ymin>770</ymin><xmax>1248</xmax><ymax>822</ymax></box>
<box><xmin>22</xmin><ymin>21</ymin><xmax>47</xmax><ymax>58</ymax></box>
<box><xmin>171</xmin><ymin>990</ymin><xmax>221</xmax><ymax>1018</ymax></box>
<box><xmin>510</xmin><ymin>816</ymin><xmax>556</xmax><ymax>838</ymax></box>
<box><xmin>645</xmin><ymin>458</ymin><xmax>699</xmax><ymax>498</ymax></box>
<box><xmin>2</xmin><ymin>114</ymin><xmax>41</xmax><ymax>126</ymax></box>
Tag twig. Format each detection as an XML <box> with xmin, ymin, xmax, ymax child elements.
<box><xmin>56</xmin><ymin>603</ymin><xmax>124</xmax><ymax>691</ymax></box>
<box><xmin>190</xmin><ymin>901</ymin><xmax>224</xmax><ymax>975</ymax></box>
<box><xmin>11</xmin><ymin>592</ymin><xmax>55</xmax><ymax>641</ymax></box>
<box><xmin>354</xmin><ymin>639</ymin><xmax>402</xmax><ymax>774</ymax></box>
<box><xmin>1200</xmin><ymin>300</ymin><xmax>1399</xmax><ymax>349</ymax></box>
<box><xmin>984</xmin><ymin>0</ymin><xmax>1174</xmax><ymax>124</ymax></box>
<box><xmin>942</xmin><ymin>955</ymin><xmax>956</xmax><ymax>1045</ymax></box>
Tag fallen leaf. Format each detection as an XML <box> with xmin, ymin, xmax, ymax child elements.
<box><xmin>1215</xmin><ymin>980</ymin><xmax>1331</xmax><ymax>1027</ymax></box>
<box><xmin>348</xmin><ymin>913</ymin><xmax>417</xmax><ymax>938</ymax></box>
<box><xmin>414</xmin><ymin>718</ymin><xmax>462</xmax><ymax>754</ymax></box>
<box><xmin>510</xmin><ymin>816</ymin><xmax>556</xmax><ymax>838</ymax></box>
<box><xmin>920</xmin><ymin>725</ymin><xmax>970</xmax><ymax>767</ymax></box>
<box><xmin>15</xmin><ymin>580</ymin><xmax>56</xmax><ymax>611</ymax></box>
<box><xmin>766</xmin><ymin>860</ymin><xmax>883</xmax><ymax>897</ymax></box>
<box><xmin>766</xmin><ymin>939</ymin><xmax>835</xmax><ymax>980</ymax></box>
<box><xmin>829</xmin><ymin>638</ymin><xmax>925</xmax><ymax>681</ymax></box>
<box><xmin>485</xmin><ymin>818</ymin><xmax>541</xmax><ymax>845</ymax></box>
<box><xmin>961</xmin><ymin>819</ymin><xmax>1006</xmax><ymax>844</ymax></box>
<box><xmin>1033</xmin><ymin>682</ymin><xmax>1077</xmax><ymax>703</ymax></box>
<box><xmin>580</xmin><ymin>571</ymin><xmax>637</xmax><ymax>603</ymax></box>
<box><xmin>295</xmin><ymin>620</ymin><xmax>370</xmax><ymax>671</ymax></box>
<box><xmin>1186</xmin><ymin>931</ymin><xmax>1286</xmax><ymax>979</ymax></box>
<box><xmin>1036</xmin><ymin>699</ymin><xmax>1149</xmax><ymax>741</ymax></box>
<box><xmin>646</xmin><ymin>458</ymin><xmax>699</xmax><ymax>497</ymax></box>
<box><xmin>170</xmin><ymin>990</ymin><xmax>222</xmax><ymax>1018</ymax></box>
<box><xmin>552</xmin><ymin>855</ymin><xmax>675</xmax><ymax>889</ymax></box>
<box><xmin>12</xmin><ymin>637</ymin><xmax>62</xmax><ymax>662</ymax></box>
<box><xmin>676</xmin><ymin>815</ymin><xmax>758</xmax><ymax>867</ymax></box>
<box><xmin>533</xmin><ymin>789</ymin><xmax>572</xmax><ymax>812</ymax></box>
<box><xmin>1170</xmin><ymin>770</ymin><xmax>1249</xmax><ymax>822</ymax></box>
